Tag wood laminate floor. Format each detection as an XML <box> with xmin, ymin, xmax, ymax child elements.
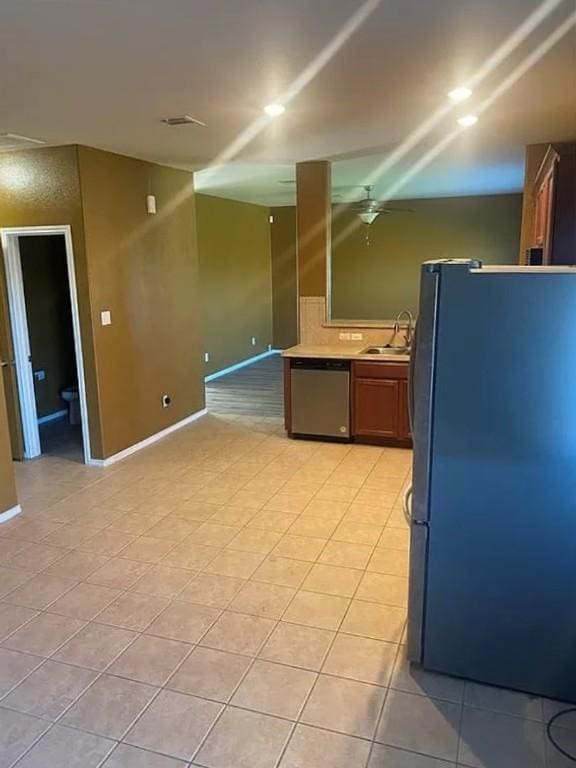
<box><xmin>205</xmin><ymin>354</ymin><xmax>284</xmax><ymax>418</ymax></box>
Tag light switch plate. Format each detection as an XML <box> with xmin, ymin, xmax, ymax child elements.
<box><xmin>339</xmin><ymin>332</ymin><xmax>351</xmax><ymax>341</ymax></box>
<box><xmin>101</xmin><ymin>311</ymin><xmax>112</xmax><ymax>326</ymax></box>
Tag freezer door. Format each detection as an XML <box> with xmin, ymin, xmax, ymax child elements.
<box><xmin>422</xmin><ymin>263</ymin><xmax>576</xmax><ymax>701</ymax></box>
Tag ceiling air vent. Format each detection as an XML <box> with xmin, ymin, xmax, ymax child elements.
<box><xmin>161</xmin><ymin>115</ymin><xmax>206</xmax><ymax>127</ymax></box>
<box><xmin>0</xmin><ymin>133</ymin><xmax>46</xmax><ymax>151</ymax></box>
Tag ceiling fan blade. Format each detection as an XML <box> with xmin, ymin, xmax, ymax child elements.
<box><xmin>379</xmin><ymin>207</ymin><xmax>415</xmax><ymax>213</ymax></box>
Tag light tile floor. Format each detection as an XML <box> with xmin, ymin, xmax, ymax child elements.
<box><xmin>0</xmin><ymin>412</ymin><xmax>568</xmax><ymax>767</ymax></box>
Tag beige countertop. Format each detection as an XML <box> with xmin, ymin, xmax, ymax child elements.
<box><xmin>282</xmin><ymin>343</ymin><xmax>410</xmax><ymax>363</ymax></box>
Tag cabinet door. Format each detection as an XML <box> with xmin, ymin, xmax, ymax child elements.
<box><xmin>533</xmin><ymin>157</ymin><xmax>558</xmax><ymax>263</ymax></box>
<box><xmin>398</xmin><ymin>379</ymin><xmax>411</xmax><ymax>440</ymax></box>
<box><xmin>354</xmin><ymin>378</ymin><xmax>399</xmax><ymax>438</ymax></box>
<box><xmin>533</xmin><ymin>176</ymin><xmax>549</xmax><ymax>247</ymax></box>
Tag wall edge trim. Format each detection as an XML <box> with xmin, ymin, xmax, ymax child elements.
<box><xmin>0</xmin><ymin>505</ymin><xmax>22</xmax><ymax>525</ymax></box>
<box><xmin>88</xmin><ymin>407</ymin><xmax>208</xmax><ymax>468</ymax></box>
<box><xmin>205</xmin><ymin>349</ymin><xmax>282</xmax><ymax>382</ymax></box>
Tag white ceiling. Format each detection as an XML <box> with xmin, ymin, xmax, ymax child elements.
<box><xmin>1</xmin><ymin>0</ymin><xmax>575</xmax><ymax>205</ymax></box>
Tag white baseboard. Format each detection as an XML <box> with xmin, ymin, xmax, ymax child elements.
<box><xmin>88</xmin><ymin>407</ymin><xmax>208</xmax><ymax>468</ymax></box>
<box><xmin>37</xmin><ymin>409</ymin><xmax>68</xmax><ymax>425</ymax></box>
<box><xmin>205</xmin><ymin>349</ymin><xmax>282</xmax><ymax>382</ymax></box>
<box><xmin>0</xmin><ymin>505</ymin><xmax>22</xmax><ymax>525</ymax></box>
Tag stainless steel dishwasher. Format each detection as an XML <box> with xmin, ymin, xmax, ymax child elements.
<box><xmin>290</xmin><ymin>358</ymin><xmax>350</xmax><ymax>439</ymax></box>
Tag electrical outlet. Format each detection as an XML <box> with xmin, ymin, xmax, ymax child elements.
<box><xmin>33</xmin><ymin>370</ymin><xmax>46</xmax><ymax>382</ymax></box>
<box><xmin>251</xmin><ymin>337</ymin><xmax>257</xmax><ymax>346</ymax></box>
<box><xmin>339</xmin><ymin>332</ymin><xmax>352</xmax><ymax>341</ymax></box>
<box><xmin>162</xmin><ymin>394</ymin><xmax>172</xmax><ymax>408</ymax></box>
<box><xmin>351</xmin><ymin>333</ymin><xmax>363</xmax><ymax>341</ymax></box>
<box><xmin>204</xmin><ymin>352</ymin><xmax>210</xmax><ymax>363</ymax></box>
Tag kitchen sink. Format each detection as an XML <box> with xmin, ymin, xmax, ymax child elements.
<box><xmin>361</xmin><ymin>346</ymin><xmax>410</xmax><ymax>356</ymax></box>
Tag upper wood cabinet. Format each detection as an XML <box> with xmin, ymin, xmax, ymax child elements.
<box><xmin>532</xmin><ymin>144</ymin><xmax>576</xmax><ymax>265</ymax></box>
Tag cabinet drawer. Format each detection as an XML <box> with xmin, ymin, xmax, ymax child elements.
<box><xmin>353</xmin><ymin>361</ymin><xmax>408</xmax><ymax>380</ymax></box>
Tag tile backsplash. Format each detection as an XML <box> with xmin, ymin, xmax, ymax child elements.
<box><xmin>299</xmin><ymin>297</ymin><xmax>398</xmax><ymax>346</ymax></box>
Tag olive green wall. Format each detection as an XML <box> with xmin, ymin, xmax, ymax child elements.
<box><xmin>77</xmin><ymin>146</ymin><xmax>204</xmax><ymax>458</ymax></box>
<box><xmin>20</xmin><ymin>235</ymin><xmax>76</xmax><ymax>418</ymax></box>
<box><xmin>270</xmin><ymin>207</ymin><xmax>298</xmax><ymax>349</ymax></box>
<box><xmin>331</xmin><ymin>193</ymin><xmax>523</xmax><ymax>320</ymax></box>
<box><xmin>196</xmin><ymin>194</ymin><xmax>273</xmax><ymax>375</ymax></box>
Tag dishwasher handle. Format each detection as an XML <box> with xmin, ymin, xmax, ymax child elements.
<box><xmin>290</xmin><ymin>358</ymin><xmax>351</xmax><ymax>371</ymax></box>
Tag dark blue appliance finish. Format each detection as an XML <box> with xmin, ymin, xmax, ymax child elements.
<box><xmin>408</xmin><ymin>259</ymin><xmax>576</xmax><ymax>702</ymax></box>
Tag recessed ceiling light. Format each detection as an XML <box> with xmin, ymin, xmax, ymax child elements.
<box><xmin>457</xmin><ymin>114</ymin><xmax>479</xmax><ymax>128</ymax></box>
<box><xmin>448</xmin><ymin>86</ymin><xmax>472</xmax><ymax>102</ymax></box>
<box><xmin>263</xmin><ymin>103</ymin><xmax>285</xmax><ymax>118</ymax></box>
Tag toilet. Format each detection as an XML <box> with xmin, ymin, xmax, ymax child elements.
<box><xmin>61</xmin><ymin>386</ymin><xmax>81</xmax><ymax>426</ymax></box>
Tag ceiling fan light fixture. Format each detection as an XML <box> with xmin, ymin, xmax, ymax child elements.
<box><xmin>359</xmin><ymin>211</ymin><xmax>380</xmax><ymax>225</ymax></box>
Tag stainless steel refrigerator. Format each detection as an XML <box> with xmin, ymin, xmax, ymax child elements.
<box><xmin>408</xmin><ymin>259</ymin><xmax>576</xmax><ymax>702</ymax></box>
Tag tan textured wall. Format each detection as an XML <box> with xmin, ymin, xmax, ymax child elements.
<box><xmin>331</xmin><ymin>194</ymin><xmax>523</xmax><ymax>320</ymax></box>
<box><xmin>196</xmin><ymin>194</ymin><xmax>273</xmax><ymax>375</ymax></box>
<box><xmin>0</xmin><ymin>145</ymin><xmax>101</xmax><ymax>476</ymax></box>
<box><xmin>270</xmin><ymin>207</ymin><xmax>298</xmax><ymax>349</ymax></box>
<box><xmin>78</xmin><ymin>146</ymin><xmax>204</xmax><ymax>458</ymax></box>
<box><xmin>0</xmin><ymin>373</ymin><xmax>17</xmax><ymax>514</ymax></box>
<box><xmin>20</xmin><ymin>236</ymin><xmax>76</xmax><ymax>418</ymax></box>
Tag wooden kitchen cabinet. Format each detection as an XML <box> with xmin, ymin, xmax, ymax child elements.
<box><xmin>354</xmin><ymin>378</ymin><xmax>400</xmax><ymax>438</ymax></box>
<box><xmin>352</xmin><ymin>361</ymin><xmax>411</xmax><ymax>445</ymax></box>
<box><xmin>532</xmin><ymin>143</ymin><xmax>576</xmax><ymax>265</ymax></box>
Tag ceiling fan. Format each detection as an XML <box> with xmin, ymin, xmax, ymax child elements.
<box><xmin>349</xmin><ymin>185</ymin><xmax>415</xmax><ymax>225</ymax></box>
<box><xmin>278</xmin><ymin>180</ymin><xmax>414</xmax><ymax>224</ymax></box>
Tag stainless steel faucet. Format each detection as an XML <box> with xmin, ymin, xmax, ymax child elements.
<box><xmin>393</xmin><ymin>310</ymin><xmax>414</xmax><ymax>348</ymax></box>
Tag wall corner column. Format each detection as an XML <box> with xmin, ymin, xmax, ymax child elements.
<box><xmin>296</xmin><ymin>160</ymin><xmax>331</xmax><ymax>299</ymax></box>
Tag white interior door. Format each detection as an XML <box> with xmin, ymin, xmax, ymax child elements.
<box><xmin>1</xmin><ymin>233</ymin><xmax>41</xmax><ymax>458</ymax></box>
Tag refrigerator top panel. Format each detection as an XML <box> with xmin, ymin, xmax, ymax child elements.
<box><xmin>419</xmin><ymin>259</ymin><xmax>576</xmax><ymax>701</ymax></box>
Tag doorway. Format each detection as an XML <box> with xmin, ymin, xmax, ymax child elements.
<box><xmin>0</xmin><ymin>226</ymin><xmax>91</xmax><ymax>463</ymax></box>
